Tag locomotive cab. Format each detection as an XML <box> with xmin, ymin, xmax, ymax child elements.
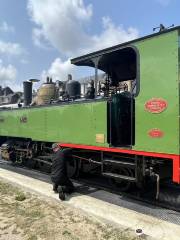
<box><xmin>72</xmin><ymin>46</ymin><xmax>138</xmax><ymax>148</ymax></box>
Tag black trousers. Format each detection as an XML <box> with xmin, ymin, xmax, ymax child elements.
<box><xmin>53</xmin><ymin>178</ymin><xmax>74</xmax><ymax>194</ymax></box>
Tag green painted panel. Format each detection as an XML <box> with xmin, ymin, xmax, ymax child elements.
<box><xmin>20</xmin><ymin>108</ymin><xmax>46</xmax><ymax>140</ymax></box>
<box><xmin>0</xmin><ymin>101</ymin><xmax>108</xmax><ymax>147</ymax></box>
<box><xmin>0</xmin><ymin>108</ymin><xmax>46</xmax><ymax>140</ymax></box>
<box><xmin>44</xmin><ymin>101</ymin><xmax>108</xmax><ymax>146</ymax></box>
<box><xmin>133</xmin><ymin>30</ymin><xmax>179</xmax><ymax>154</ymax></box>
<box><xmin>0</xmin><ymin>110</ymin><xmax>20</xmax><ymax>137</ymax></box>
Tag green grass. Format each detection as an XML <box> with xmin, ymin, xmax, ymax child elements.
<box><xmin>15</xmin><ymin>192</ymin><xmax>26</xmax><ymax>201</ymax></box>
<box><xmin>0</xmin><ymin>180</ymin><xmax>140</xmax><ymax>240</ymax></box>
<box><xmin>0</xmin><ymin>181</ymin><xmax>15</xmax><ymax>195</ymax></box>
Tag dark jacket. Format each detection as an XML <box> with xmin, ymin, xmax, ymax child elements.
<box><xmin>51</xmin><ymin>148</ymin><xmax>72</xmax><ymax>184</ymax></box>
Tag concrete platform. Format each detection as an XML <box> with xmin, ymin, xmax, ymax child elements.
<box><xmin>0</xmin><ymin>164</ymin><xmax>180</xmax><ymax>240</ymax></box>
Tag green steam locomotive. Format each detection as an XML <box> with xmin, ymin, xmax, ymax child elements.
<box><xmin>0</xmin><ymin>26</ymin><xmax>179</xmax><ymax>196</ymax></box>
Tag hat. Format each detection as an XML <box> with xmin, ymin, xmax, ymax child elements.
<box><xmin>52</xmin><ymin>143</ymin><xmax>59</xmax><ymax>149</ymax></box>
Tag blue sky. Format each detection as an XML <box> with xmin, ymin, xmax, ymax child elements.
<box><xmin>0</xmin><ymin>0</ymin><xmax>179</xmax><ymax>90</ymax></box>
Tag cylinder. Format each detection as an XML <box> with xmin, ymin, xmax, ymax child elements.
<box><xmin>23</xmin><ymin>81</ymin><xmax>32</xmax><ymax>106</ymax></box>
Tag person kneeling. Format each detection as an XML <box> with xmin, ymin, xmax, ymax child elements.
<box><xmin>51</xmin><ymin>143</ymin><xmax>75</xmax><ymax>200</ymax></box>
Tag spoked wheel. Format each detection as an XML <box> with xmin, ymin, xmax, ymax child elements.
<box><xmin>67</xmin><ymin>157</ymin><xmax>79</xmax><ymax>179</ymax></box>
<box><xmin>108</xmin><ymin>166</ymin><xmax>134</xmax><ymax>192</ymax></box>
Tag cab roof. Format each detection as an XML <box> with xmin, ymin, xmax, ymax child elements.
<box><xmin>71</xmin><ymin>26</ymin><xmax>180</xmax><ymax>67</ymax></box>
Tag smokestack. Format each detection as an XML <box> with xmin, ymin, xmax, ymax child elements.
<box><xmin>68</xmin><ymin>74</ymin><xmax>72</xmax><ymax>81</ymax></box>
<box><xmin>23</xmin><ymin>81</ymin><xmax>32</xmax><ymax>106</ymax></box>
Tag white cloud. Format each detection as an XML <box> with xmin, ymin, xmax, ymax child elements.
<box><xmin>0</xmin><ymin>21</ymin><xmax>15</xmax><ymax>33</ymax></box>
<box><xmin>0</xmin><ymin>59</ymin><xmax>17</xmax><ymax>85</ymax></box>
<box><xmin>28</xmin><ymin>0</ymin><xmax>139</xmax><ymax>83</ymax></box>
<box><xmin>28</xmin><ymin>0</ymin><xmax>93</xmax><ymax>56</ymax></box>
<box><xmin>28</xmin><ymin>0</ymin><xmax>139</xmax><ymax>57</ymax></box>
<box><xmin>0</xmin><ymin>40</ymin><xmax>25</xmax><ymax>56</ymax></box>
<box><xmin>41</xmin><ymin>58</ymin><xmax>75</xmax><ymax>82</ymax></box>
<box><xmin>90</xmin><ymin>17</ymin><xmax>139</xmax><ymax>53</ymax></box>
<box><xmin>0</xmin><ymin>23</ymin><xmax>27</xmax><ymax>59</ymax></box>
<box><xmin>32</xmin><ymin>28</ymin><xmax>51</xmax><ymax>49</ymax></box>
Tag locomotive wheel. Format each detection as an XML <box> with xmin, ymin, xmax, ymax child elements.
<box><xmin>67</xmin><ymin>157</ymin><xmax>79</xmax><ymax>179</ymax></box>
<box><xmin>108</xmin><ymin>166</ymin><xmax>134</xmax><ymax>192</ymax></box>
